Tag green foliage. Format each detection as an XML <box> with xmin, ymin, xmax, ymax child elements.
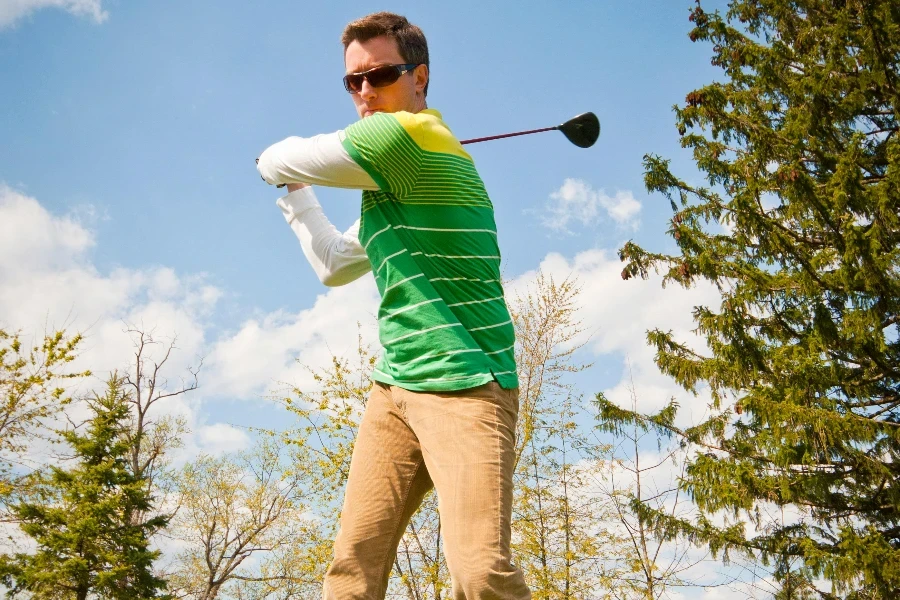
<box><xmin>0</xmin><ymin>375</ymin><xmax>170</xmax><ymax>599</ymax></box>
<box><xmin>514</xmin><ymin>396</ymin><xmax>619</xmax><ymax>600</ymax></box>
<box><xmin>511</xmin><ymin>274</ymin><xmax>590</xmax><ymax>466</ymax></box>
<box><xmin>275</xmin><ymin>335</ymin><xmax>378</xmax><ymax>593</ymax></box>
<box><xmin>616</xmin><ymin>0</ymin><xmax>900</xmax><ymax>597</ymax></box>
<box><xmin>274</xmin><ymin>334</ymin><xmax>451</xmax><ymax>597</ymax></box>
<box><xmin>509</xmin><ymin>274</ymin><xmax>630</xmax><ymax>598</ymax></box>
<box><xmin>593</xmin><ymin>388</ymin><xmax>710</xmax><ymax>600</ymax></box>
<box><xmin>0</xmin><ymin>329</ymin><xmax>89</xmax><ymax>495</ymax></box>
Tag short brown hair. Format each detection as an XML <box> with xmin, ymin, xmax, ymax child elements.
<box><xmin>341</xmin><ymin>12</ymin><xmax>430</xmax><ymax>96</ymax></box>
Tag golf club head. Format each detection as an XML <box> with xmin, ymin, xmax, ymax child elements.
<box><xmin>558</xmin><ymin>112</ymin><xmax>600</xmax><ymax>148</ymax></box>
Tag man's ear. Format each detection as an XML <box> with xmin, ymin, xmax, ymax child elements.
<box><xmin>414</xmin><ymin>64</ymin><xmax>429</xmax><ymax>94</ymax></box>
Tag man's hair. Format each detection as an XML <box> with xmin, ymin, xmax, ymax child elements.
<box><xmin>341</xmin><ymin>12</ymin><xmax>430</xmax><ymax>96</ymax></box>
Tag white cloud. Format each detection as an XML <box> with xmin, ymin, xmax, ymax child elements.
<box><xmin>507</xmin><ymin>248</ymin><xmax>721</xmax><ymax>423</ymax></box>
<box><xmin>0</xmin><ymin>185</ymin><xmax>806</xmax><ymax>597</ymax></box>
<box><xmin>0</xmin><ymin>186</ymin><xmax>227</xmax><ymax>459</ymax></box>
<box><xmin>505</xmin><ymin>248</ymin><xmax>798</xmax><ymax>596</ymax></box>
<box><xmin>0</xmin><ymin>186</ymin><xmax>379</xmax><ymax>459</ymax></box>
<box><xmin>0</xmin><ymin>184</ymin><xmax>94</xmax><ymax>271</ymax></box>
<box><xmin>3</xmin><ymin>183</ymin><xmax>716</xmax><ymax>456</ymax></box>
<box><xmin>0</xmin><ymin>0</ymin><xmax>108</xmax><ymax>28</ymax></box>
<box><xmin>0</xmin><ymin>187</ymin><xmax>214</xmax><ymax>381</ymax></box>
<box><xmin>195</xmin><ymin>423</ymin><xmax>251</xmax><ymax>456</ymax></box>
<box><xmin>542</xmin><ymin>178</ymin><xmax>642</xmax><ymax>233</ymax></box>
<box><xmin>205</xmin><ymin>280</ymin><xmax>380</xmax><ymax>401</ymax></box>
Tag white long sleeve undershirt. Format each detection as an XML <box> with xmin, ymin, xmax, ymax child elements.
<box><xmin>276</xmin><ymin>187</ymin><xmax>371</xmax><ymax>286</ymax></box>
<box><xmin>258</xmin><ymin>131</ymin><xmax>377</xmax><ymax>287</ymax></box>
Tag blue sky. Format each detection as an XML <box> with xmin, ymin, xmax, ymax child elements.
<box><xmin>0</xmin><ymin>0</ymin><xmax>737</xmax><ymax>446</ymax></box>
<box><xmin>0</xmin><ymin>0</ymin><xmax>740</xmax><ymax>431</ymax></box>
<box><xmin>0</xmin><ymin>1</ymin><xmax>783</xmax><ymax>595</ymax></box>
<box><xmin>2</xmin><ymin>0</ymin><xmax>722</xmax><ymax>294</ymax></box>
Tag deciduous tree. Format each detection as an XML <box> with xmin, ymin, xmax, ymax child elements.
<box><xmin>0</xmin><ymin>329</ymin><xmax>88</xmax><ymax>502</ymax></box>
<box><xmin>509</xmin><ymin>274</ymin><xmax>621</xmax><ymax>599</ymax></box>
<box><xmin>166</xmin><ymin>439</ymin><xmax>310</xmax><ymax>600</ymax></box>
<box><xmin>592</xmin><ymin>373</ymin><xmax>722</xmax><ymax>600</ymax></box>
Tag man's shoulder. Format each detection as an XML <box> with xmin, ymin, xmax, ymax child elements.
<box><xmin>345</xmin><ymin>109</ymin><xmax>473</xmax><ymax>162</ymax></box>
<box><xmin>403</xmin><ymin>109</ymin><xmax>472</xmax><ymax>161</ymax></box>
<box><xmin>345</xmin><ymin>111</ymin><xmax>422</xmax><ymax>148</ymax></box>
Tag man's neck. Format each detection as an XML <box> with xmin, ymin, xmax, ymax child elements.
<box><xmin>410</xmin><ymin>94</ymin><xmax>427</xmax><ymax>113</ymax></box>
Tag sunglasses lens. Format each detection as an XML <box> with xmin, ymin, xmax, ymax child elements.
<box><xmin>366</xmin><ymin>65</ymin><xmax>402</xmax><ymax>87</ymax></box>
<box><xmin>343</xmin><ymin>74</ymin><xmax>364</xmax><ymax>93</ymax></box>
<box><xmin>344</xmin><ymin>65</ymin><xmax>412</xmax><ymax>93</ymax></box>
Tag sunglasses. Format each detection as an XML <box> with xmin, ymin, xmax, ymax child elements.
<box><xmin>343</xmin><ymin>63</ymin><xmax>419</xmax><ymax>93</ymax></box>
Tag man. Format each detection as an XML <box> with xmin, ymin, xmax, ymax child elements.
<box><xmin>257</xmin><ymin>12</ymin><xmax>531</xmax><ymax>600</ymax></box>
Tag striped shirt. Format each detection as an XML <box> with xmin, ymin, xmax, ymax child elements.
<box><xmin>341</xmin><ymin>109</ymin><xmax>518</xmax><ymax>392</ymax></box>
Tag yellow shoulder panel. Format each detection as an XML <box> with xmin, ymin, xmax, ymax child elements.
<box><xmin>393</xmin><ymin>110</ymin><xmax>473</xmax><ymax>161</ymax></box>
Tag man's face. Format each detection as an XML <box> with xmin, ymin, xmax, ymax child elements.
<box><xmin>344</xmin><ymin>35</ymin><xmax>428</xmax><ymax>119</ymax></box>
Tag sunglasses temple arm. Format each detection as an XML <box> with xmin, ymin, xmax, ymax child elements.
<box><xmin>459</xmin><ymin>125</ymin><xmax>559</xmax><ymax>145</ymax></box>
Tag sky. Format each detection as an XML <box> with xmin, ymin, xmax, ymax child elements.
<box><xmin>0</xmin><ymin>0</ymin><xmax>768</xmax><ymax>594</ymax></box>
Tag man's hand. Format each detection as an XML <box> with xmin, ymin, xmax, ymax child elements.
<box><xmin>256</xmin><ymin>156</ymin><xmax>307</xmax><ymax>191</ymax></box>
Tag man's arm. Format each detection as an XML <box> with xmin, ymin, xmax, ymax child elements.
<box><xmin>277</xmin><ymin>187</ymin><xmax>371</xmax><ymax>287</ymax></box>
<box><xmin>257</xmin><ymin>130</ymin><xmax>376</xmax><ymax>286</ymax></box>
<box><xmin>257</xmin><ymin>131</ymin><xmax>379</xmax><ymax>190</ymax></box>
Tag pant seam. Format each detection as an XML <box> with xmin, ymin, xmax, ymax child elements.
<box><xmin>496</xmin><ymin>388</ymin><xmax>504</xmax><ymax>558</ymax></box>
<box><xmin>377</xmin><ymin>454</ymin><xmax>425</xmax><ymax>597</ymax></box>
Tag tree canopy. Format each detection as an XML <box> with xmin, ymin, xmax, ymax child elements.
<box><xmin>0</xmin><ymin>376</ymin><xmax>170</xmax><ymax>600</ymax></box>
<box><xmin>613</xmin><ymin>0</ymin><xmax>900</xmax><ymax>597</ymax></box>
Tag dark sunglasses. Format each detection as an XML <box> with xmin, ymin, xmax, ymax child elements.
<box><xmin>343</xmin><ymin>63</ymin><xmax>419</xmax><ymax>93</ymax></box>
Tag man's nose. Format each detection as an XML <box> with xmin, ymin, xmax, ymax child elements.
<box><xmin>359</xmin><ymin>79</ymin><xmax>377</xmax><ymax>101</ymax></box>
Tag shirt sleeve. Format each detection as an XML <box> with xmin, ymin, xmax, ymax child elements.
<box><xmin>257</xmin><ymin>130</ymin><xmax>380</xmax><ymax>190</ymax></box>
<box><xmin>276</xmin><ymin>187</ymin><xmax>372</xmax><ymax>287</ymax></box>
<box><xmin>341</xmin><ymin>112</ymin><xmax>424</xmax><ymax>199</ymax></box>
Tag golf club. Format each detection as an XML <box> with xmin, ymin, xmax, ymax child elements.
<box><xmin>460</xmin><ymin>112</ymin><xmax>600</xmax><ymax>148</ymax></box>
<box><xmin>260</xmin><ymin>112</ymin><xmax>600</xmax><ymax>187</ymax></box>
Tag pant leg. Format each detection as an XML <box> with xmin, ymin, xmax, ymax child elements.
<box><xmin>324</xmin><ymin>382</ymin><xmax>435</xmax><ymax>600</ymax></box>
<box><xmin>399</xmin><ymin>382</ymin><xmax>531</xmax><ymax>600</ymax></box>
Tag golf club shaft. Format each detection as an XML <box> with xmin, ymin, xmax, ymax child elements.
<box><xmin>271</xmin><ymin>125</ymin><xmax>557</xmax><ymax>187</ymax></box>
<box><xmin>460</xmin><ymin>126</ymin><xmax>558</xmax><ymax>145</ymax></box>
<box><xmin>265</xmin><ymin>112</ymin><xmax>595</xmax><ymax>187</ymax></box>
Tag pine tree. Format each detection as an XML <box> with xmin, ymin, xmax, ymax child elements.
<box><xmin>611</xmin><ymin>1</ymin><xmax>900</xmax><ymax>597</ymax></box>
<box><xmin>0</xmin><ymin>375</ymin><xmax>170</xmax><ymax>599</ymax></box>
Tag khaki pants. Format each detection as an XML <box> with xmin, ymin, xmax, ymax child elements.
<box><xmin>323</xmin><ymin>381</ymin><xmax>532</xmax><ymax>600</ymax></box>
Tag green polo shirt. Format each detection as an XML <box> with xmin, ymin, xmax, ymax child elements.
<box><xmin>341</xmin><ymin>108</ymin><xmax>518</xmax><ymax>392</ymax></box>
